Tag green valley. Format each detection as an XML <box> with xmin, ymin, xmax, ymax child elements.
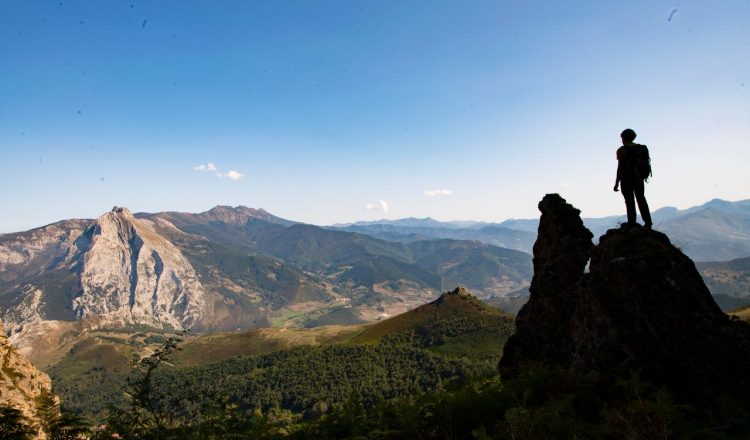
<box><xmin>49</xmin><ymin>288</ymin><xmax>514</xmax><ymax>422</ymax></box>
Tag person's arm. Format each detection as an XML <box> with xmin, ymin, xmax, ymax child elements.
<box><xmin>613</xmin><ymin>148</ymin><xmax>621</xmax><ymax>191</ymax></box>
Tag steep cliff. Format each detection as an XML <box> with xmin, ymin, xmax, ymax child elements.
<box><xmin>499</xmin><ymin>194</ymin><xmax>750</xmax><ymax>402</ymax></box>
<box><xmin>1</xmin><ymin>208</ymin><xmax>205</xmax><ymax>334</ymax></box>
<box><xmin>74</xmin><ymin>207</ymin><xmax>205</xmax><ymax>329</ymax></box>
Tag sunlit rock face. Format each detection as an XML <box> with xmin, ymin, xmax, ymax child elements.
<box><xmin>0</xmin><ymin>207</ymin><xmax>205</xmax><ymax>344</ymax></box>
<box><xmin>500</xmin><ymin>194</ymin><xmax>750</xmax><ymax>402</ymax></box>
<box><xmin>0</xmin><ymin>220</ymin><xmax>89</xmax><ymax>270</ymax></box>
<box><xmin>75</xmin><ymin>207</ymin><xmax>205</xmax><ymax>330</ymax></box>
<box><xmin>0</xmin><ymin>320</ymin><xmax>54</xmax><ymax>437</ymax></box>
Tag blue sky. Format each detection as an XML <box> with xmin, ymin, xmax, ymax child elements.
<box><xmin>1</xmin><ymin>1</ymin><xmax>748</xmax><ymax>232</ymax></box>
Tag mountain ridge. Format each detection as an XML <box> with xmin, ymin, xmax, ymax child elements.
<box><xmin>1</xmin><ymin>206</ymin><xmax>532</xmax><ymax>364</ymax></box>
<box><xmin>330</xmin><ymin>198</ymin><xmax>750</xmax><ymax>261</ymax></box>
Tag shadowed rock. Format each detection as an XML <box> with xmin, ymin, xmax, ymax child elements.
<box><xmin>498</xmin><ymin>194</ymin><xmax>593</xmax><ymax>375</ymax></box>
<box><xmin>499</xmin><ymin>193</ymin><xmax>750</xmax><ymax>402</ymax></box>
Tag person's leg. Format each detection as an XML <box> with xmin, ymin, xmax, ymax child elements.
<box><xmin>634</xmin><ymin>179</ymin><xmax>652</xmax><ymax>227</ymax></box>
<box><xmin>621</xmin><ymin>181</ymin><xmax>637</xmax><ymax>225</ymax></box>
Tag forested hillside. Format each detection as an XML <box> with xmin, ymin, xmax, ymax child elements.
<box><xmin>50</xmin><ymin>289</ymin><xmax>514</xmax><ymax>423</ymax></box>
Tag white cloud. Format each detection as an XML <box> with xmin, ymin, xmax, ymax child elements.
<box><xmin>226</xmin><ymin>170</ymin><xmax>244</xmax><ymax>181</ymax></box>
<box><xmin>425</xmin><ymin>189</ymin><xmax>453</xmax><ymax>197</ymax></box>
<box><xmin>194</xmin><ymin>162</ymin><xmax>217</xmax><ymax>172</ymax></box>
<box><xmin>364</xmin><ymin>200</ymin><xmax>390</xmax><ymax>213</ymax></box>
<box><xmin>194</xmin><ymin>163</ymin><xmax>244</xmax><ymax>181</ymax></box>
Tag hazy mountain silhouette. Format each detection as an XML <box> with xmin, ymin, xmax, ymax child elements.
<box><xmin>333</xmin><ymin>198</ymin><xmax>750</xmax><ymax>262</ymax></box>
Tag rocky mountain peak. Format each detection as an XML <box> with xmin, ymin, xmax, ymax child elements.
<box><xmin>74</xmin><ymin>207</ymin><xmax>206</xmax><ymax>330</ymax></box>
<box><xmin>499</xmin><ymin>193</ymin><xmax>750</xmax><ymax>402</ymax></box>
<box><xmin>200</xmin><ymin>205</ymin><xmax>285</xmax><ymax>225</ymax></box>
<box><xmin>111</xmin><ymin>206</ymin><xmax>131</xmax><ymax>214</ymax></box>
<box><xmin>439</xmin><ymin>286</ymin><xmax>471</xmax><ymax>299</ymax></box>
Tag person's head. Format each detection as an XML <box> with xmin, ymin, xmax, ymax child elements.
<box><xmin>621</xmin><ymin>128</ymin><xmax>637</xmax><ymax>144</ymax></box>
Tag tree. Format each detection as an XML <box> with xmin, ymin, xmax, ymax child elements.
<box><xmin>104</xmin><ymin>334</ymin><xmax>184</xmax><ymax>439</ymax></box>
<box><xmin>37</xmin><ymin>390</ymin><xmax>91</xmax><ymax>440</ymax></box>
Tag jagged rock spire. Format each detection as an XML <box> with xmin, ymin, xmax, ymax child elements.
<box><xmin>499</xmin><ymin>193</ymin><xmax>750</xmax><ymax>402</ymax></box>
<box><xmin>498</xmin><ymin>194</ymin><xmax>593</xmax><ymax>373</ymax></box>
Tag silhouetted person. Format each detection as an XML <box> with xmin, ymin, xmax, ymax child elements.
<box><xmin>613</xmin><ymin>128</ymin><xmax>653</xmax><ymax>228</ymax></box>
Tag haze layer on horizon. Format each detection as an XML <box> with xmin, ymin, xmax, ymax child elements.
<box><xmin>1</xmin><ymin>1</ymin><xmax>748</xmax><ymax>232</ymax></box>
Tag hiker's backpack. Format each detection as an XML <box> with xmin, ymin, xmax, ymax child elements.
<box><xmin>635</xmin><ymin>144</ymin><xmax>652</xmax><ymax>181</ymax></box>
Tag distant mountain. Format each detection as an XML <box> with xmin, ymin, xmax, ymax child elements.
<box><xmin>329</xmin><ymin>223</ymin><xmax>537</xmax><ymax>253</ymax></box>
<box><xmin>334</xmin><ymin>198</ymin><xmax>750</xmax><ymax>262</ymax></box>
<box><xmin>145</xmin><ymin>205</ymin><xmax>296</xmax><ymax>227</ymax></box>
<box><xmin>333</xmin><ymin>217</ymin><xmax>467</xmax><ymax>229</ymax></box>
<box><xmin>143</xmin><ymin>210</ymin><xmax>532</xmax><ymax>317</ymax></box>
<box><xmin>522</xmin><ymin>198</ymin><xmax>750</xmax><ymax>261</ymax></box>
<box><xmin>656</xmin><ymin>199</ymin><xmax>750</xmax><ymax>261</ymax></box>
<box><xmin>337</xmin><ymin>217</ymin><xmax>494</xmax><ymax>230</ymax></box>
<box><xmin>1</xmin><ymin>206</ymin><xmax>531</xmax><ymax>362</ymax></box>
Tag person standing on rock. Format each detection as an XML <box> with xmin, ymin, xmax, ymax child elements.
<box><xmin>613</xmin><ymin>128</ymin><xmax>653</xmax><ymax>228</ymax></box>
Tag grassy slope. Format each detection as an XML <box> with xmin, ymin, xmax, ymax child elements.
<box><xmin>171</xmin><ymin>290</ymin><xmax>515</xmax><ymax>366</ymax></box>
<box><xmin>49</xmin><ymin>334</ymin><xmax>135</xmax><ymax>420</ymax></box>
<box><xmin>172</xmin><ymin>325</ymin><xmax>364</xmax><ymax>367</ymax></box>
<box><xmin>50</xmin><ymin>291</ymin><xmax>515</xmax><ymax>420</ymax></box>
<box><xmin>144</xmin><ymin>291</ymin><xmax>515</xmax><ymax>418</ymax></box>
<box><xmin>350</xmin><ymin>289</ymin><xmax>515</xmax><ymax>360</ymax></box>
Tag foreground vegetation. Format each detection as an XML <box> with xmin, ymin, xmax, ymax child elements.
<box><xmin>97</xmin><ymin>346</ymin><xmax>750</xmax><ymax>439</ymax></box>
<box><xmin>42</xmin><ymin>332</ymin><xmax>750</xmax><ymax>439</ymax></box>
<box><xmin>0</xmin><ymin>392</ymin><xmax>90</xmax><ymax>440</ymax></box>
<box><xmin>5</xmin><ymin>292</ymin><xmax>747</xmax><ymax>438</ymax></box>
<box><xmin>52</xmin><ymin>292</ymin><xmax>514</xmax><ymax>422</ymax></box>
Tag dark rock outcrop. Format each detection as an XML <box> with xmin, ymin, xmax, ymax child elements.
<box><xmin>498</xmin><ymin>194</ymin><xmax>593</xmax><ymax>372</ymax></box>
<box><xmin>499</xmin><ymin>194</ymin><xmax>750</xmax><ymax>402</ymax></box>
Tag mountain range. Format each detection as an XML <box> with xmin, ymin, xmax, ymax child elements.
<box><xmin>2</xmin><ymin>198</ymin><xmax>749</xmax><ymax>364</ymax></box>
<box><xmin>330</xmin><ymin>198</ymin><xmax>750</xmax><ymax>262</ymax></box>
<box><xmin>0</xmin><ymin>206</ymin><xmax>531</xmax><ymax>363</ymax></box>
<box><xmin>38</xmin><ymin>196</ymin><xmax>750</xmax><ymax>436</ymax></box>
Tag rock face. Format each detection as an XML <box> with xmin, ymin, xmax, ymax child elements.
<box><xmin>1</xmin><ymin>208</ymin><xmax>205</xmax><ymax>336</ymax></box>
<box><xmin>0</xmin><ymin>320</ymin><xmax>53</xmax><ymax>430</ymax></box>
<box><xmin>1</xmin><ymin>204</ymin><xmax>533</xmax><ymax>363</ymax></box>
<box><xmin>499</xmin><ymin>194</ymin><xmax>750</xmax><ymax>401</ymax></box>
<box><xmin>75</xmin><ymin>207</ymin><xmax>205</xmax><ymax>329</ymax></box>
